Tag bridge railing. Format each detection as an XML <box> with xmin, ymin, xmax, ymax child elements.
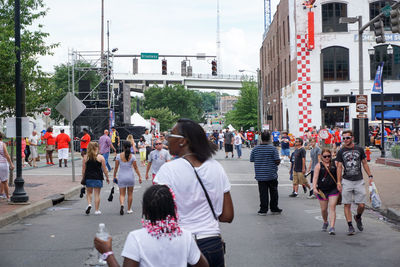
<box><xmin>115</xmin><ymin>72</ymin><xmax>256</xmax><ymax>81</ymax></box>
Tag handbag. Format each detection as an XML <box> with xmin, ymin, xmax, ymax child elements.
<box><xmin>183</xmin><ymin>157</ymin><xmax>226</xmax><ymax>254</ymax></box>
<box><xmin>322</xmin><ymin>162</ymin><xmax>342</xmax><ymax>205</ymax></box>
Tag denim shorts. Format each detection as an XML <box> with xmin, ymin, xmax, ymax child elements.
<box><xmin>194</xmin><ymin>236</ymin><xmax>224</xmax><ymax>267</ymax></box>
<box><xmin>86</xmin><ymin>179</ymin><xmax>103</xmax><ymax>188</ymax></box>
<box><xmin>281</xmin><ymin>148</ymin><xmax>290</xmax><ymax>156</ymax></box>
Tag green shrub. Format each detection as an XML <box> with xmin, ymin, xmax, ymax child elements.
<box><xmin>391</xmin><ymin>145</ymin><xmax>400</xmax><ymax>159</ymax></box>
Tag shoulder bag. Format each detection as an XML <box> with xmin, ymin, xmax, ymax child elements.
<box><xmin>183</xmin><ymin>157</ymin><xmax>226</xmax><ymax>254</ymax></box>
<box><xmin>321</xmin><ymin>162</ymin><xmax>342</xmax><ymax>205</ymax></box>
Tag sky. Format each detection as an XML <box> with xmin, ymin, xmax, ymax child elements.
<box><xmin>37</xmin><ymin>0</ymin><xmax>279</xmax><ymax>76</ymax></box>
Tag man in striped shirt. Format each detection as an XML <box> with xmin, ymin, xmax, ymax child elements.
<box><xmin>250</xmin><ymin>131</ymin><xmax>282</xmax><ymax>216</ymax></box>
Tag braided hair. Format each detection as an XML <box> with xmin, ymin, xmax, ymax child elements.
<box><xmin>142</xmin><ymin>185</ymin><xmax>177</xmax><ymax>224</ymax></box>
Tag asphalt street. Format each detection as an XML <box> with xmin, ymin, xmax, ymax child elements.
<box><xmin>0</xmin><ymin>147</ymin><xmax>399</xmax><ymax>267</ymax></box>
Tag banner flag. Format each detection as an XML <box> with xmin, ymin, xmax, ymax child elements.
<box><xmin>372</xmin><ymin>62</ymin><xmax>384</xmax><ymax>93</ymax></box>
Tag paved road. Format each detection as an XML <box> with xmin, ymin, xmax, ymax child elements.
<box><xmin>0</xmin><ymin>147</ymin><xmax>399</xmax><ymax>267</ymax></box>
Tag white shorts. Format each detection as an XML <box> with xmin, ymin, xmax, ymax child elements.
<box><xmin>30</xmin><ymin>146</ymin><xmax>38</xmax><ymax>158</ymax></box>
<box><xmin>342</xmin><ymin>179</ymin><xmax>367</xmax><ymax>204</ymax></box>
<box><xmin>0</xmin><ymin>162</ymin><xmax>9</xmax><ymax>182</ymax></box>
<box><xmin>58</xmin><ymin>148</ymin><xmax>69</xmax><ymax>160</ymax></box>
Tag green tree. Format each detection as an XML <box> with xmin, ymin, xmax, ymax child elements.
<box><xmin>0</xmin><ymin>0</ymin><xmax>58</xmax><ymax>117</ymax></box>
<box><xmin>143</xmin><ymin>107</ymin><xmax>179</xmax><ymax>132</ymax></box>
<box><xmin>143</xmin><ymin>84</ymin><xmax>204</xmax><ymax>122</ymax></box>
<box><xmin>199</xmin><ymin>91</ymin><xmax>217</xmax><ymax>113</ymax></box>
<box><xmin>225</xmin><ymin>81</ymin><xmax>258</xmax><ymax>130</ymax></box>
<box><xmin>49</xmin><ymin>61</ymin><xmax>102</xmax><ymax>122</ymax></box>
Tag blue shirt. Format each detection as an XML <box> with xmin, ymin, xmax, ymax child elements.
<box><xmin>250</xmin><ymin>144</ymin><xmax>280</xmax><ymax>181</ymax></box>
<box><xmin>272</xmin><ymin>131</ymin><xmax>280</xmax><ymax>142</ymax></box>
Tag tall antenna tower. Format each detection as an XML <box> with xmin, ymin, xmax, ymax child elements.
<box><xmin>216</xmin><ymin>0</ymin><xmax>222</xmax><ymax>75</ymax></box>
<box><xmin>263</xmin><ymin>0</ymin><xmax>271</xmax><ymax>39</ymax></box>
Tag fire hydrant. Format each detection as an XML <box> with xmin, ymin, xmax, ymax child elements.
<box><xmin>365</xmin><ymin>147</ymin><xmax>371</xmax><ymax>162</ymax></box>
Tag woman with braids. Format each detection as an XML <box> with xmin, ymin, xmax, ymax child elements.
<box><xmin>154</xmin><ymin>118</ymin><xmax>234</xmax><ymax>267</ymax></box>
<box><xmin>94</xmin><ymin>185</ymin><xmax>209</xmax><ymax>267</ymax></box>
<box><xmin>82</xmin><ymin>142</ymin><xmax>109</xmax><ymax>215</ymax></box>
<box><xmin>113</xmin><ymin>141</ymin><xmax>142</xmax><ymax>215</ymax></box>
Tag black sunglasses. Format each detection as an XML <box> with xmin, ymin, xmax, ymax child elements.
<box><xmin>322</xmin><ymin>155</ymin><xmax>331</xmax><ymax>158</ymax></box>
<box><xmin>155</xmin><ymin>143</ymin><xmax>162</xmax><ymax>145</ymax></box>
<box><xmin>343</xmin><ymin>136</ymin><xmax>352</xmax><ymax>140</ymax></box>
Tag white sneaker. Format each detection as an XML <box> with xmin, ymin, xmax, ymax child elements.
<box><xmin>94</xmin><ymin>210</ymin><xmax>102</xmax><ymax>215</ymax></box>
<box><xmin>127</xmin><ymin>209</ymin><xmax>133</xmax><ymax>214</ymax></box>
<box><xmin>0</xmin><ymin>194</ymin><xmax>6</xmax><ymax>199</ymax></box>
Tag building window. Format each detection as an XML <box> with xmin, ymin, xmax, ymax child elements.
<box><xmin>370</xmin><ymin>44</ymin><xmax>400</xmax><ymax>80</ymax></box>
<box><xmin>370</xmin><ymin>1</ymin><xmax>395</xmax><ymax>31</ymax></box>
<box><xmin>322</xmin><ymin>3</ymin><xmax>348</xmax><ymax>32</ymax></box>
<box><xmin>322</xmin><ymin>46</ymin><xmax>349</xmax><ymax>81</ymax></box>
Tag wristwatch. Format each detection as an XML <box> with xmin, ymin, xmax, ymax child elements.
<box><xmin>369</xmin><ymin>175</ymin><xmax>373</xmax><ymax>179</ymax></box>
<box><xmin>101</xmin><ymin>251</ymin><xmax>113</xmax><ymax>260</ymax></box>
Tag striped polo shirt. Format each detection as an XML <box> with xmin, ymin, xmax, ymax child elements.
<box><xmin>250</xmin><ymin>143</ymin><xmax>280</xmax><ymax>181</ymax></box>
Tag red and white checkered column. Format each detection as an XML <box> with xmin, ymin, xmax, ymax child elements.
<box><xmin>296</xmin><ymin>34</ymin><xmax>312</xmax><ymax>133</ymax></box>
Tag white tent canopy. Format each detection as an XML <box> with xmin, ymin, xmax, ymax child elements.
<box><xmin>131</xmin><ymin>112</ymin><xmax>150</xmax><ymax>128</ymax></box>
<box><xmin>227</xmin><ymin>124</ymin><xmax>235</xmax><ymax>132</ymax></box>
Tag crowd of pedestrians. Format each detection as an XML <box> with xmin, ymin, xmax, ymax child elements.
<box><xmin>90</xmin><ymin>119</ymin><xmax>234</xmax><ymax>267</ymax></box>
<box><xmin>248</xmin><ymin>126</ymin><xmax>374</xmax><ymax>238</ymax></box>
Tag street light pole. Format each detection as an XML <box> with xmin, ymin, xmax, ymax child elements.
<box><xmin>11</xmin><ymin>0</ymin><xmax>28</xmax><ymax>203</ymax></box>
<box><xmin>358</xmin><ymin>16</ymin><xmax>366</xmax><ymax>148</ymax></box>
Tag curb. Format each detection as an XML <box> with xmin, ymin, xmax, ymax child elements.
<box><xmin>0</xmin><ymin>185</ymin><xmax>82</xmax><ymax>228</ymax></box>
<box><xmin>366</xmin><ymin>203</ymin><xmax>400</xmax><ymax>223</ymax></box>
<box><xmin>386</xmin><ymin>208</ymin><xmax>400</xmax><ymax>222</ymax></box>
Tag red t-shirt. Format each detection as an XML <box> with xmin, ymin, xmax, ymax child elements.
<box><xmin>334</xmin><ymin>131</ymin><xmax>341</xmax><ymax>143</ymax></box>
<box><xmin>56</xmin><ymin>133</ymin><xmax>71</xmax><ymax>149</ymax></box>
<box><xmin>43</xmin><ymin>132</ymin><xmax>56</xmax><ymax>145</ymax></box>
<box><xmin>311</xmin><ymin>133</ymin><xmax>319</xmax><ymax>142</ymax></box>
<box><xmin>247</xmin><ymin>132</ymin><xmax>254</xmax><ymax>141</ymax></box>
<box><xmin>80</xmin><ymin>133</ymin><xmax>91</xmax><ymax>149</ymax></box>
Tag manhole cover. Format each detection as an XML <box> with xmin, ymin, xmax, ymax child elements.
<box><xmin>25</xmin><ymin>183</ymin><xmax>42</xmax><ymax>188</ymax></box>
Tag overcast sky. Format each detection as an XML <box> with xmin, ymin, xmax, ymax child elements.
<box><xmin>38</xmin><ymin>0</ymin><xmax>279</xmax><ymax>75</ymax></box>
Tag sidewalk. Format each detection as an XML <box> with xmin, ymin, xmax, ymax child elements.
<box><xmin>0</xmin><ymin>154</ymin><xmax>82</xmax><ymax>228</ymax></box>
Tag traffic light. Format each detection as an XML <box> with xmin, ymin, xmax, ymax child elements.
<box><xmin>187</xmin><ymin>66</ymin><xmax>193</xmax><ymax>77</ymax></box>
<box><xmin>211</xmin><ymin>60</ymin><xmax>217</xmax><ymax>76</ymax></box>
<box><xmin>181</xmin><ymin>60</ymin><xmax>187</xmax><ymax>76</ymax></box>
<box><xmin>391</xmin><ymin>8</ymin><xmax>400</xmax><ymax>33</ymax></box>
<box><xmin>374</xmin><ymin>19</ymin><xmax>385</xmax><ymax>44</ymax></box>
<box><xmin>162</xmin><ymin>59</ymin><xmax>167</xmax><ymax>75</ymax></box>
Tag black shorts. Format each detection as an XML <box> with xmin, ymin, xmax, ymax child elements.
<box><xmin>224</xmin><ymin>144</ymin><xmax>233</xmax><ymax>152</ymax></box>
<box><xmin>335</xmin><ymin>142</ymin><xmax>341</xmax><ymax>147</ymax></box>
<box><xmin>112</xmin><ymin>142</ymin><xmax>118</xmax><ymax>152</ymax></box>
<box><xmin>273</xmin><ymin>141</ymin><xmax>280</xmax><ymax>147</ymax></box>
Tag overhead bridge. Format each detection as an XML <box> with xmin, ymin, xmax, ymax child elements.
<box><xmin>113</xmin><ymin>73</ymin><xmax>255</xmax><ymax>92</ymax></box>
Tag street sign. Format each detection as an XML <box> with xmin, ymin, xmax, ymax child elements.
<box><xmin>357</xmin><ymin>113</ymin><xmax>368</xmax><ymax>119</ymax></box>
<box><xmin>5</xmin><ymin>117</ymin><xmax>30</xmax><ymax>138</ymax></box>
<box><xmin>43</xmin><ymin>107</ymin><xmax>51</xmax><ymax>116</ymax></box>
<box><xmin>141</xmin><ymin>53</ymin><xmax>159</xmax><ymax>60</ymax></box>
<box><xmin>356</xmin><ymin>95</ymin><xmax>368</xmax><ymax>113</ymax></box>
<box><xmin>382</xmin><ymin>5</ymin><xmax>392</xmax><ymax>17</ymax></box>
<box><xmin>55</xmin><ymin>92</ymin><xmax>86</xmax><ymax>122</ymax></box>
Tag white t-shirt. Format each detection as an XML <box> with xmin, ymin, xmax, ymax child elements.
<box><xmin>218</xmin><ymin>133</ymin><xmax>224</xmax><ymax>142</ymax></box>
<box><xmin>138</xmin><ymin>141</ymin><xmax>147</xmax><ymax>153</ymax></box>
<box><xmin>121</xmin><ymin>228</ymin><xmax>200</xmax><ymax>267</ymax></box>
<box><xmin>154</xmin><ymin>158</ymin><xmax>231</xmax><ymax>235</ymax></box>
<box><xmin>234</xmin><ymin>134</ymin><xmax>242</xmax><ymax>145</ymax></box>
<box><xmin>29</xmin><ymin>135</ymin><xmax>38</xmax><ymax>145</ymax></box>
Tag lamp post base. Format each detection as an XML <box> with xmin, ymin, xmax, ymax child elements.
<box><xmin>10</xmin><ymin>176</ymin><xmax>29</xmax><ymax>203</ymax></box>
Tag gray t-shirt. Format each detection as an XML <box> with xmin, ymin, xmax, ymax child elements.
<box><xmin>310</xmin><ymin>146</ymin><xmax>321</xmax><ymax>170</ymax></box>
<box><xmin>224</xmin><ymin>131</ymin><xmax>233</xmax><ymax>144</ymax></box>
<box><xmin>148</xmin><ymin>149</ymin><xmax>171</xmax><ymax>174</ymax></box>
